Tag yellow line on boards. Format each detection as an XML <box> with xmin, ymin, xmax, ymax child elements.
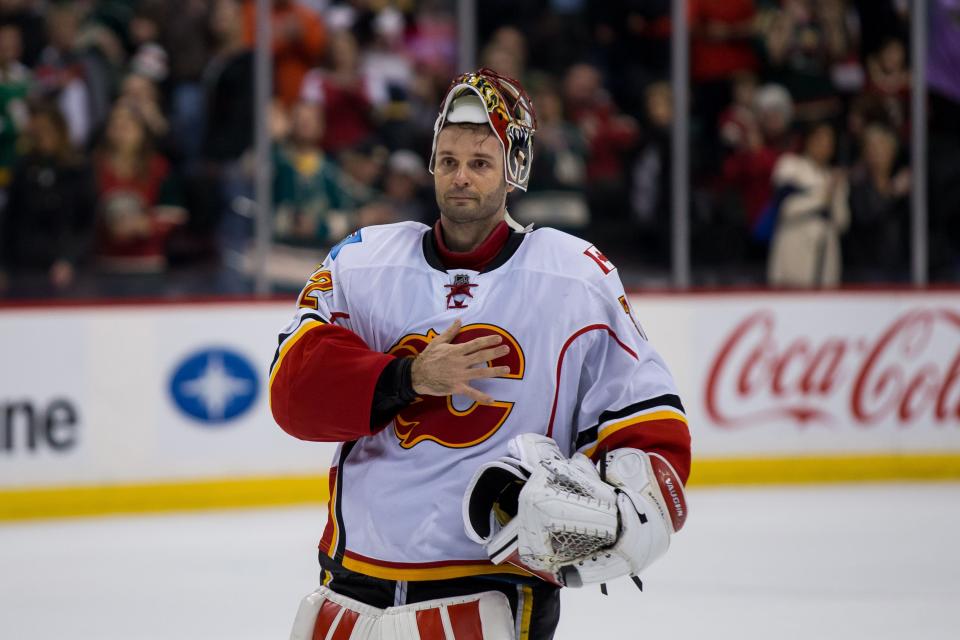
<box><xmin>688</xmin><ymin>453</ymin><xmax>960</xmax><ymax>486</ymax></box>
<box><xmin>0</xmin><ymin>475</ymin><xmax>330</xmax><ymax>522</ymax></box>
<box><xmin>3</xmin><ymin>454</ymin><xmax>960</xmax><ymax>522</ymax></box>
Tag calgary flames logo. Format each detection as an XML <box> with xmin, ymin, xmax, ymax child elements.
<box><xmin>388</xmin><ymin>324</ymin><xmax>524</xmax><ymax>449</ymax></box>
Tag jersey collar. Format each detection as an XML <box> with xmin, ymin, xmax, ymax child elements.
<box><xmin>423</xmin><ymin>219</ymin><xmax>525</xmax><ymax>273</ymax></box>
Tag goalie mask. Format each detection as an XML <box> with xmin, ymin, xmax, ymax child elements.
<box><xmin>428</xmin><ymin>68</ymin><xmax>537</xmax><ymax>191</ymax></box>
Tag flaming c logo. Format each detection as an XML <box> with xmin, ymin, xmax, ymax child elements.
<box><xmin>388</xmin><ymin>324</ymin><xmax>524</xmax><ymax>449</ymax></box>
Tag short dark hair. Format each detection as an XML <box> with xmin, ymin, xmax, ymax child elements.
<box><xmin>439</xmin><ymin>121</ymin><xmax>496</xmax><ymax>143</ymax></box>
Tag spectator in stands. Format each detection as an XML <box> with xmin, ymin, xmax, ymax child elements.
<box><xmin>202</xmin><ymin>0</ymin><xmax>254</xmax><ymax>163</ymax></box>
<box><xmin>73</xmin><ymin>13</ymin><xmax>122</xmax><ymax>138</ymax></box>
<box><xmin>620</xmin><ymin>81</ymin><xmax>675</xmax><ymax>267</ymax></box>
<box><xmin>0</xmin><ymin>0</ymin><xmax>44</xmax><ymax>68</ymax></box>
<box><xmin>337</xmin><ymin>140</ymin><xmax>385</xmax><ymax>209</ymax></box>
<box><xmin>844</xmin><ymin>122</ymin><xmax>909</xmax><ymax>282</ymax></box>
<box><xmin>395</xmin><ymin>69</ymin><xmax>444</xmax><ymax>158</ymax></box>
<box><xmin>514</xmin><ymin>83</ymin><xmax>588</xmax><ymax>231</ymax></box>
<box><xmin>821</xmin><ymin>0</ymin><xmax>866</xmax><ymax>97</ymax></box>
<box><xmin>718</xmin><ymin>72</ymin><xmax>758</xmax><ymax>152</ymax></box>
<box><xmin>405</xmin><ymin>1</ymin><xmax>457</xmax><ymax>81</ymax></box>
<box><xmin>843</xmin><ymin>92</ymin><xmax>896</xmax><ymax>165</ymax></box>
<box><xmin>585</xmin><ymin>0</ymin><xmax>673</xmax><ymax>118</ymax></box>
<box><xmin>631</xmin><ymin>81</ymin><xmax>672</xmax><ymax>237</ymax></box>
<box><xmin>33</xmin><ymin>2</ymin><xmax>96</xmax><ymax>148</ymax></box>
<box><xmin>0</xmin><ymin>23</ymin><xmax>30</xmax><ymax>192</ymax></box>
<box><xmin>767</xmin><ymin>121</ymin><xmax>849</xmax><ymax>288</ymax></box>
<box><xmin>361</xmin><ymin>10</ymin><xmax>419</xmax><ymax>152</ymax></box>
<box><xmin>866</xmin><ymin>36</ymin><xmax>910</xmax><ymax>98</ymax></box>
<box><xmin>360</xmin><ymin>6</ymin><xmax>414</xmax><ymax>111</ymax></box>
<box><xmin>273</xmin><ymin>101</ymin><xmax>350</xmax><ymax>248</ymax></box>
<box><xmin>379</xmin><ymin>149</ymin><xmax>430</xmax><ymax>225</ymax></box>
<box><xmin>852</xmin><ymin>0</ymin><xmax>909</xmax><ymax>61</ymax></box>
<box><xmin>92</xmin><ymin>101</ymin><xmax>186</xmax><ymax>276</ymax></box>
<box><xmin>722</xmin><ymin>83</ymin><xmax>796</xmax><ymax>233</ymax></box>
<box><xmin>757</xmin><ymin>0</ymin><xmax>852</xmax><ymax>124</ymax></box>
<box><xmin>197</xmin><ymin>0</ymin><xmax>255</xmax><ymax>282</ymax></box>
<box><xmin>863</xmin><ymin>36</ymin><xmax>910</xmax><ymax>138</ymax></box>
<box><xmin>562</xmin><ymin>62</ymin><xmax>639</xmax><ymax>231</ymax></box>
<box><xmin>688</xmin><ymin>0</ymin><xmax>759</xmax><ymax>172</ymax></box>
<box><xmin>154</xmin><ymin>0</ymin><xmax>213</xmax><ymax>163</ymax></box>
<box><xmin>0</xmin><ymin>102</ymin><xmax>95</xmax><ymax>297</ymax></box>
<box><xmin>300</xmin><ymin>29</ymin><xmax>375</xmax><ymax>156</ymax></box>
<box><xmin>480</xmin><ymin>25</ymin><xmax>528</xmax><ymax>84</ymax></box>
<box><xmin>118</xmin><ymin>72</ymin><xmax>169</xmax><ymax>145</ymax></box>
<box><xmin>243</xmin><ymin>0</ymin><xmax>326</xmax><ymax>108</ymax></box>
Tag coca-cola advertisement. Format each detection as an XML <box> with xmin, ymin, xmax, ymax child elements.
<box><xmin>636</xmin><ymin>293</ymin><xmax>960</xmax><ymax>458</ymax></box>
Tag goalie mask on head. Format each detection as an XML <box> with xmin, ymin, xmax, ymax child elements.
<box><xmin>428</xmin><ymin>68</ymin><xmax>537</xmax><ymax>191</ymax></box>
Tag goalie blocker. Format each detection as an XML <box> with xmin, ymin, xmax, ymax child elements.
<box><xmin>463</xmin><ymin>434</ymin><xmax>687</xmax><ymax>587</ymax></box>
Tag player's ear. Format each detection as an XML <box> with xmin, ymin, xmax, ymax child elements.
<box><xmin>506</xmin><ymin>184</ymin><xmax>515</xmax><ymax>194</ymax></box>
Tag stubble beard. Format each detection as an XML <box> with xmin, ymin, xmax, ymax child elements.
<box><xmin>436</xmin><ymin>179</ymin><xmax>508</xmax><ymax>226</ymax></box>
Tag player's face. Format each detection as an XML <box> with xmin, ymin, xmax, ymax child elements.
<box><xmin>433</xmin><ymin>125</ymin><xmax>512</xmax><ymax>224</ymax></box>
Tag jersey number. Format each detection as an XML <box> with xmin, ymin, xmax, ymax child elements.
<box><xmin>298</xmin><ymin>268</ymin><xmax>333</xmax><ymax>310</ymax></box>
<box><xmin>387</xmin><ymin>324</ymin><xmax>524</xmax><ymax>448</ymax></box>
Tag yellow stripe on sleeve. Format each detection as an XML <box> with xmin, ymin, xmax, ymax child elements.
<box><xmin>267</xmin><ymin>318</ymin><xmax>327</xmax><ymax>410</ymax></box>
<box><xmin>582</xmin><ymin>409</ymin><xmax>688</xmax><ymax>458</ymax></box>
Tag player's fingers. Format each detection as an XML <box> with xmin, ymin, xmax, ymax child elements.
<box><xmin>465</xmin><ymin>345</ymin><xmax>510</xmax><ymax>365</ymax></box>
<box><xmin>464</xmin><ymin>365</ymin><xmax>511</xmax><ymax>380</ymax></box>
<box><xmin>456</xmin><ymin>383</ymin><xmax>494</xmax><ymax>405</ymax></box>
<box><xmin>457</xmin><ymin>334</ymin><xmax>502</xmax><ymax>354</ymax></box>
<box><xmin>434</xmin><ymin>318</ymin><xmax>462</xmax><ymax>344</ymax></box>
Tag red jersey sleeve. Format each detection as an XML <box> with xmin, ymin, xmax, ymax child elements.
<box><xmin>270</xmin><ymin>321</ymin><xmax>395</xmax><ymax>442</ymax></box>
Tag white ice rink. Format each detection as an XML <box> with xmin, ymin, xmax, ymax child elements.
<box><xmin>2</xmin><ymin>483</ymin><xmax>959</xmax><ymax>640</ymax></box>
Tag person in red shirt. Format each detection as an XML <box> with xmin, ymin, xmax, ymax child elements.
<box><xmin>722</xmin><ymin>83</ymin><xmax>797</xmax><ymax>232</ymax></box>
<box><xmin>93</xmin><ymin>101</ymin><xmax>186</xmax><ymax>274</ymax></box>
<box><xmin>299</xmin><ymin>29</ymin><xmax>375</xmax><ymax>155</ymax></box>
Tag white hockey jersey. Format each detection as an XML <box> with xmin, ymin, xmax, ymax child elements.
<box><xmin>270</xmin><ymin>221</ymin><xmax>690</xmax><ymax>581</ymax></box>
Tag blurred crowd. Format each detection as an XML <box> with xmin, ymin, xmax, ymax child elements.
<box><xmin>0</xmin><ymin>0</ymin><xmax>958</xmax><ymax>299</ymax></box>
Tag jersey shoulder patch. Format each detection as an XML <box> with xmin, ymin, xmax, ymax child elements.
<box><xmin>328</xmin><ymin>229</ymin><xmax>363</xmax><ymax>261</ymax></box>
<box><xmin>326</xmin><ymin>221</ymin><xmax>429</xmax><ymax>267</ymax></box>
<box><xmin>524</xmin><ymin>227</ymin><xmax>616</xmax><ymax>283</ymax></box>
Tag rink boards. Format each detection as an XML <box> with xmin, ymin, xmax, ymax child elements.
<box><xmin>2</xmin><ymin>290</ymin><xmax>959</xmax><ymax>519</ymax></box>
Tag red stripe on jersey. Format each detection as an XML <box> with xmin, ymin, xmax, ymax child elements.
<box><xmin>592</xmin><ymin>418</ymin><xmax>692</xmax><ymax>485</ymax></box>
<box><xmin>447</xmin><ymin>600</ymin><xmax>483</xmax><ymax>639</ymax></box>
<box><xmin>330</xmin><ymin>608</ymin><xmax>359</xmax><ymax>640</ymax></box>
<box><xmin>416</xmin><ymin>608</ymin><xmax>446</xmax><ymax>639</ymax></box>
<box><xmin>271</xmin><ymin>323</ymin><xmax>395</xmax><ymax>442</ymax></box>
<box><xmin>312</xmin><ymin>600</ymin><xmax>342</xmax><ymax>640</ymax></box>
<box><xmin>546</xmin><ymin>324</ymin><xmax>638</xmax><ymax>438</ymax></box>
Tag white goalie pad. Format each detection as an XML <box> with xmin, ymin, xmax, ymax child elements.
<box><xmin>462</xmin><ymin>434</ymin><xmax>620</xmax><ymax>586</ymax></box>
<box><xmin>290</xmin><ymin>585</ymin><xmax>515</xmax><ymax>640</ymax></box>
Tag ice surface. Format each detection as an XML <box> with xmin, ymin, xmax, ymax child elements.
<box><xmin>1</xmin><ymin>483</ymin><xmax>958</xmax><ymax>639</ymax></box>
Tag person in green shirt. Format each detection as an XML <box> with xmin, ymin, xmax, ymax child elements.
<box><xmin>273</xmin><ymin>101</ymin><xmax>353</xmax><ymax>248</ymax></box>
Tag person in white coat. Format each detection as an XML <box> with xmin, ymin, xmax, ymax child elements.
<box><xmin>767</xmin><ymin>122</ymin><xmax>850</xmax><ymax>287</ymax></box>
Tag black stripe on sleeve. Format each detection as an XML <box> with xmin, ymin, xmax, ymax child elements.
<box><xmin>268</xmin><ymin>313</ymin><xmax>328</xmax><ymax>374</ymax></box>
<box><xmin>574</xmin><ymin>394</ymin><xmax>685</xmax><ymax>451</ymax></box>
